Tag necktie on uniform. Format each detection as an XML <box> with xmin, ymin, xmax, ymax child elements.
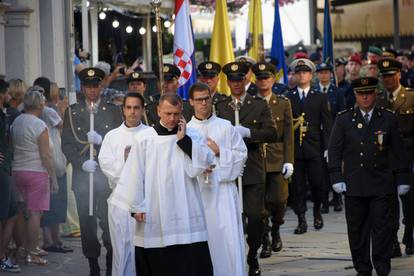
<box><xmin>364</xmin><ymin>113</ymin><xmax>370</xmax><ymax>124</ymax></box>
<box><xmin>323</xmin><ymin>87</ymin><xmax>327</xmax><ymax>93</ymax></box>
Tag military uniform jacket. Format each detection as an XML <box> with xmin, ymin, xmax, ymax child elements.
<box><xmin>286</xmin><ymin>88</ymin><xmax>332</xmax><ymax>159</ymax></box>
<box><xmin>211</xmin><ymin>91</ymin><xmax>228</xmax><ymax>115</ymax></box>
<box><xmin>313</xmin><ymin>83</ymin><xmax>346</xmax><ymax>118</ymax></box>
<box><xmin>328</xmin><ymin>107</ymin><xmax>409</xmax><ymax>197</ymax></box>
<box><xmin>272</xmin><ymin>83</ymin><xmax>289</xmax><ymax>95</ymax></box>
<box><xmin>216</xmin><ymin>93</ymin><xmax>277</xmax><ymax>185</ymax></box>
<box><xmin>377</xmin><ymin>86</ymin><xmax>414</xmax><ymax>163</ymax></box>
<box><xmin>62</xmin><ymin>99</ymin><xmax>123</xmax><ymax>171</ymax></box>
<box><xmin>246</xmin><ymin>82</ymin><xmax>258</xmax><ymax>96</ymax></box>
<box><xmin>263</xmin><ymin>93</ymin><xmax>294</xmax><ymax>172</ymax></box>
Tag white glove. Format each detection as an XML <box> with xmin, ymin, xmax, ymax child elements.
<box><xmin>82</xmin><ymin>160</ymin><xmax>98</xmax><ymax>173</ymax></box>
<box><xmin>398</xmin><ymin>185</ymin><xmax>410</xmax><ymax>196</ymax></box>
<box><xmin>234</xmin><ymin>125</ymin><xmax>251</xmax><ymax>138</ymax></box>
<box><xmin>87</xmin><ymin>131</ymin><xmax>102</xmax><ymax>145</ymax></box>
<box><xmin>282</xmin><ymin>163</ymin><xmax>294</xmax><ymax>179</ymax></box>
<box><xmin>332</xmin><ymin>182</ymin><xmax>347</xmax><ymax>193</ymax></box>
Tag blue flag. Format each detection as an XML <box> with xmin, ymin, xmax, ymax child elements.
<box><xmin>322</xmin><ymin>0</ymin><xmax>334</xmax><ymax>66</ymax></box>
<box><xmin>174</xmin><ymin>0</ymin><xmax>197</xmax><ymax>100</ymax></box>
<box><xmin>270</xmin><ymin>3</ymin><xmax>287</xmax><ymax>84</ymax></box>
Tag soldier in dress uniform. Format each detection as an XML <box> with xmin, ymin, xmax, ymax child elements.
<box><xmin>264</xmin><ymin>56</ymin><xmax>289</xmax><ymax>95</ymax></box>
<box><xmin>216</xmin><ymin>61</ymin><xmax>277</xmax><ymax>276</ymax></box>
<box><xmin>125</xmin><ymin>69</ymin><xmax>153</xmax><ymax>126</ymax></box>
<box><xmin>62</xmin><ymin>67</ymin><xmax>123</xmax><ymax>276</ymax></box>
<box><xmin>146</xmin><ymin>63</ymin><xmax>194</xmax><ymax>126</ymax></box>
<box><xmin>251</xmin><ymin>62</ymin><xmax>294</xmax><ymax>259</ymax></box>
<box><xmin>328</xmin><ymin>77</ymin><xmax>410</xmax><ymax>276</ymax></box>
<box><xmin>235</xmin><ymin>56</ymin><xmax>258</xmax><ymax>96</ymax></box>
<box><xmin>197</xmin><ymin>61</ymin><xmax>227</xmax><ymax>114</ymax></box>
<box><xmin>376</xmin><ymin>57</ymin><xmax>414</xmax><ymax>256</ymax></box>
<box><xmin>285</xmin><ymin>58</ymin><xmax>332</xmax><ymax>235</ymax></box>
<box><xmin>314</xmin><ymin>62</ymin><xmax>345</xmax><ymax>213</ymax></box>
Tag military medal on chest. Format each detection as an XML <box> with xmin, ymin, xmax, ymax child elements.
<box><xmin>374</xmin><ymin>130</ymin><xmax>386</xmax><ymax>151</ymax></box>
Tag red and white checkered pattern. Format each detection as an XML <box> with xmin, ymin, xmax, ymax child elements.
<box><xmin>174</xmin><ymin>48</ymin><xmax>193</xmax><ymax>86</ymax></box>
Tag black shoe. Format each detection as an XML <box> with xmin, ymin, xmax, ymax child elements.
<box><xmin>333</xmin><ymin>202</ymin><xmax>343</xmax><ymax>212</ymax></box>
<box><xmin>391</xmin><ymin>241</ymin><xmax>402</xmax><ymax>258</ymax></box>
<box><xmin>271</xmin><ymin>231</ymin><xmax>283</xmax><ymax>252</ymax></box>
<box><xmin>88</xmin><ymin>258</ymin><xmax>100</xmax><ymax>276</ymax></box>
<box><xmin>406</xmin><ymin>244</ymin><xmax>414</xmax><ymax>255</ymax></box>
<box><xmin>314</xmin><ymin>212</ymin><xmax>324</xmax><ymax>230</ymax></box>
<box><xmin>402</xmin><ymin>227</ymin><xmax>414</xmax><ymax>255</ymax></box>
<box><xmin>321</xmin><ymin>204</ymin><xmax>329</xmax><ymax>214</ymax></box>
<box><xmin>294</xmin><ymin>213</ymin><xmax>307</xmax><ymax>234</ymax></box>
<box><xmin>259</xmin><ymin>234</ymin><xmax>272</xmax><ymax>258</ymax></box>
<box><xmin>247</xmin><ymin>251</ymin><xmax>261</xmax><ymax>276</ymax></box>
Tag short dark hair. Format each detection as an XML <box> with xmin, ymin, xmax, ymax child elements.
<box><xmin>33</xmin><ymin>77</ymin><xmax>51</xmax><ymax>102</ymax></box>
<box><xmin>189</xmin><ymin>82</ymin><xmax>211</xmax><ymax>99</ymax></box>
<box><xmin>159</xmin><ymin>93</ymin><xmax>183</xmax><ymax>107</ymax></box>
<box><xmin>122</xmin><ymin>92</ymin><xmax>145</xmax><ymax>108</ymax></box>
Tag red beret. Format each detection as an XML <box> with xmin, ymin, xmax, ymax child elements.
<box><xmin>348</xmin><ymin>54</ymin><xmax>362</xmax><ymax>65</ymax></box>
<box><xmin>294</xmin><ymin>52</ymin><xmax>309</xmax><ymax>59</ymax></box>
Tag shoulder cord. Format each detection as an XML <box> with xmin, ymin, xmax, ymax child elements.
<box><xmin>67</xmin><ymin>105</ymin><xmax>90</xmax><ymax>156</ymax></box>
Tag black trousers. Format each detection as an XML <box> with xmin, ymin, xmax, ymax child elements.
<box><xmin>135</xmin><ymin>242</ymin><xmax>213</xmax><ymax>276</ymax></box>
<box><xmin>243</xmin><ymin>183</ymin><xmax>266</xmax><ymax>253</ymax></box>
<box><xmin>263</xmin><ymin>172</ymin><xmax>288</xmax><ymax>235</ymax></box>
<box><xmin>345</xmin><ymin>195</ymin><xmax>393</xmax><ymax>276</ymax></box>
<box><xmin>72</xmin><ymin>169</ymin><xmax>112</xmax><ymax>260</ymax></box>
<box><xmin>291</xmin><ymin>157</ymin><xmax>324</xmax><ymax>215</ymax></box>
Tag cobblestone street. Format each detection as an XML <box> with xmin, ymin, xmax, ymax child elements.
<box><xmin>16</xmin><ymin>205</ymin><xmax>414</xmax><ymax>276</ymax></box>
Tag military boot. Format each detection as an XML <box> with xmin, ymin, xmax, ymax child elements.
<box><xmin>259</xmin><ymin>233</ymin><xmax>272</xmax><ymax>258</ymax></box>
<box><xmin>403</xmin><ymin>226</ymin><xmax>414</xmax><ymax>255</ymax></box>
<box><xmin>247</xmin><ymin>249</ymin><xmax>261</xmax><ymax>276</ymax></box>
<box><xmin>271</xmin><ymin>226</ymin><xmax>283</xmax><ymax>252</ymax></box>
<box><xmin>314</xmin><ymin>207</ymin><xmax>324</xmax><ymax>230</ymax></box>
<box><xmin>391</xmin><ymin>234</ymin><xmax>402</xmax><ymax>258</ymax></box>
<box><xmin>294</xmin><ymin>213</ymin><xmax>307</xmax><ymax>234</ymax></box>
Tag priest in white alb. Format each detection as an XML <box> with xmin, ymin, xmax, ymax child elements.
<box><xmin>98</xmin><ymin>93</ymin><xmax>149</xmax><ymax>276</ymax></box>
<box><xmin>114</xmin><ymin>93</ymin><xmax>214</xmax><ymax>276</ymax></box>
<box><xmin>188</xmin><ymin>83</ymin><xmax>248</xmax><ymax>276</ymax></box>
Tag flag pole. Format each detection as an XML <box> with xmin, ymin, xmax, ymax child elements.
<box><xmin>151</xmin><ymin>0</ymin><xmax>165</xmax><ymax>95</ymax></box>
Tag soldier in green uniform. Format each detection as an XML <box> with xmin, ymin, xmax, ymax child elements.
<box><xmin>146</xmin><ymin>64</ymin><xmax>193</xmax><ymax>126</ymax></box>
<box><xmin>197</xmin><ymin>61</ymin><xmax>227</xmax><ymax>114</ymax></box>
<box><xmin>62</xmin><ymin>67</ymin><xmax>123</xmax><ymax>276</ymax></box>
<box><xmin>376</xmin><ymin>57</ymin><xmax>414</xmax><ymax>256</ymax></box>
<box><xmin>328</xmin><ymin>77</ymin><xmax>410</xmax><ymax>276</ymax></box>
<box><xmin>252</xmin><ymin>62</ymin><xmax>294</xmax><ymax>258</ymax></box>
<box><xmin>216</xmin><ymin>61</ymin><xmax>277</xmax><ymax>276</ymax></box>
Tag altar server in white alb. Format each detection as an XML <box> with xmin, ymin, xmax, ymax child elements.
<box><xmin>115</xmin><ymin>93</ymin><xmax>214</xmax><ymax>276</ymax></box>
<box><xmin>188</xmin><ymin>83</ymin><xmax>248</xmax><ymax>276</ymax></box>
<box><xmin>98</xmin><ymin>92</ymin><xmax>149</xmax><ymax>276</ymax></box>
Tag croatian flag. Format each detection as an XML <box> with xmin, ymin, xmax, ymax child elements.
<box><xmin>174</xmin><ymin>0</ymin><xmax>197</xmax><ymax>100</ymax></box>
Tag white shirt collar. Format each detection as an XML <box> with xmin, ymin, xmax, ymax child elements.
<box><xmin>298</xmin><ymin>86</ymin><xmax>311</xmax><ymax>99</ymax></box>
<box><xmin>319</xmin><ymin>83</ymin><xmax>330</xmax><ymax>92</ymax></box>
<box><xmin>360</xmin><ymin>108</ymin><xmax>374</xmax><ymax>120</ymax></box>
<box><xmin>231</xmin><ymin>93</ymin><xmax>247</xmax><ymax>104</ymax></box>
<box><xmin>391</xmin><ymin>85</ymin><xmax>402</xmax><ymax>101</ymax></box>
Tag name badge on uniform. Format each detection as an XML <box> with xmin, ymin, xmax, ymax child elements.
<box><xmin>374</xmin><ymin>130</ymin><xmax>386</xmax><ymax>151</ymax></box>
